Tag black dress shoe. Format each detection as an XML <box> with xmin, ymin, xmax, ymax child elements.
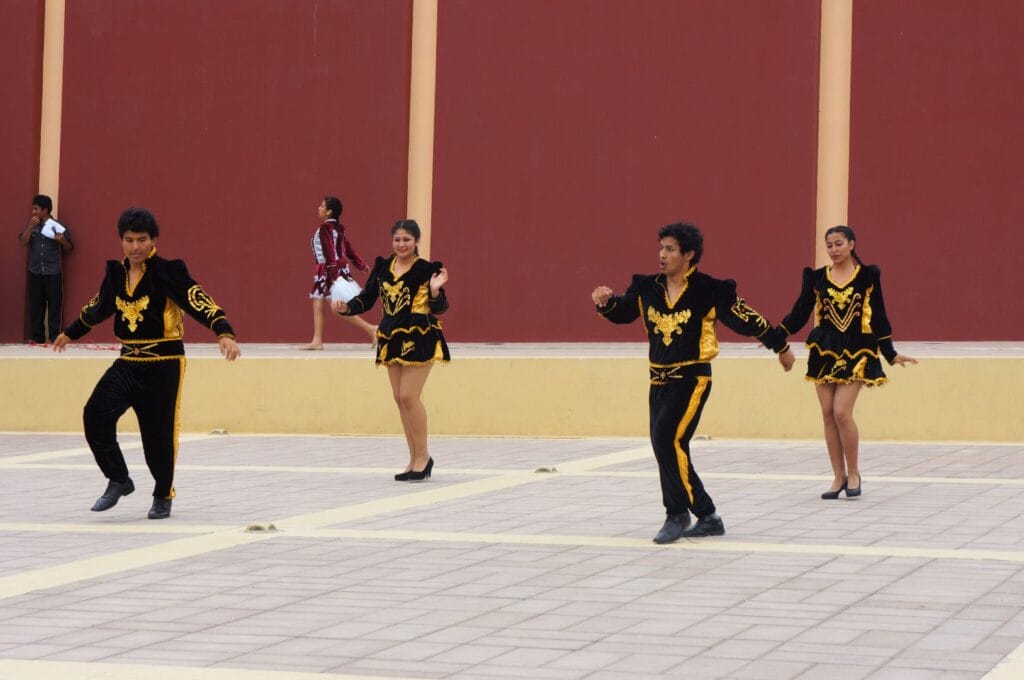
<box><xmin>91</xmin><ymin>478</ymin><xmax>135</xmax><ymax>511</ymax></box>
<box><xmin>680</xmin><ymin>513</ymin><xmax>725</xmax><ymax>538</ymax></box>
<box><xmin>653</xmin><ymin>513</ymin><xmax>692</xmax><ymax>544</ymax></box>
<box><xmin>845</xmin><ymin>476</ymin><xmax>862</xmax><ymax>497</ymax></box>
<box><xmin>148</xmin><ymin>497</ymin><xmax>172</xmax><ymax>519</ymax></box>
<box><xmin>406</xmin><ymin>457</ymin><xmax>434</xmax><ymax>481</ymax></box>
<box><xmin>821</xmin><ymin>478</ymin><xmax>848</xmax><ymax>500</ymax></box>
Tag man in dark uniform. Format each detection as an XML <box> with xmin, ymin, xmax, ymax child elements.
<box><xmin>53</xmin><ymin>207</ymin><xmax>240</xmax><ymax>519</ymax></box>
<box><xmin>592</xmin><ymin>222</ymin><xmax>794</xmax><ymax>543</ymax></box>
<box><xmin>19</xmin><ymin>194</ymin><xmax>73</xmax><ymax>343</ymax></box>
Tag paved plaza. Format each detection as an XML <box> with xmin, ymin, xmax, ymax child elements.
<box><xmin>1</xmin><ymin>432</ymin><xmax>1023</xmax><ymax>679</ymax></box>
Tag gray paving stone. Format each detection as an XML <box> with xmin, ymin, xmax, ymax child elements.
<box><xmin>1</xmin><ymin>433</ymin><xmax>1022</xmax><ymax>679</ymax></box>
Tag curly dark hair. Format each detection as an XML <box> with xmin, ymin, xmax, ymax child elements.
<box><xmin>657</xmin><ymin>222</ymin><xmax>703</xmax><ymax>264</ymax></box>
<box><xmin>117</xmin><ymin>207</ymin><xmax>160</xmax><ymax>237</ymax></box>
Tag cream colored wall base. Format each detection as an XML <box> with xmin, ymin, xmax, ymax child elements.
<box><xmin>4</xmin><ymin>355</ymin><xmax>1020</xmax><ymax>441</ymax></box>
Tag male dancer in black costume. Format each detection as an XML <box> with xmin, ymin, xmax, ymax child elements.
<box><xmin>593</xmin><ymin>223</ymin><xmax>794</xmax><ymax>543</ymax></box>
<box><xmin>53</xmin><ymin>207</ymin><xmax>240</xmax><ymax>519</ymax></box>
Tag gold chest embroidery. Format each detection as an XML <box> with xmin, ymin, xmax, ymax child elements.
<box><xmin>821</xmin><ymin>288</ymin><xmax>863</xmax><ymax>333</ymax></box>
<box><xmin>827</xmin><ymin>286</ymin><xmax>854</xmax><ymax>310</ymax></box>
<box><xmin>382</xmin><ymin>280</ymin><xmax>411</xmax><ymax>316</ymax></box>
<box><xmin>647</xmin><ymin>307</ymin><xmax>692</xmax><ymax>346</ymax></box>
<box><xmin>116</xmin><ymin>296</ymin><xmax>150</xmax><ymax>332</ymax></box>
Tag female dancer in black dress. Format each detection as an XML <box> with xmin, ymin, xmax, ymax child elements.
<box><xmin>333</xmin><ymin>219</ymin><xmax>449</xmax><ymax>481</ymax></box>
<box><xmin>779</xmin><ymin>226</ymin><xmax>916</xmax><ymax>499</ymax></box>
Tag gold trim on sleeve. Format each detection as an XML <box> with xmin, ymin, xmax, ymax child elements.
<box><xmin>186</xmin><ymin>285</ymin><xmax>223</xmax><ymax>320</ymax></box>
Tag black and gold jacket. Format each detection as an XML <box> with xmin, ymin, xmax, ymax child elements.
<box><xmin>597</xmin><ymin>268</ymin><xmax>787</xmax><ymax>383</ymax></box>
<box><xmin>342</xmin><ymin>255</ymin><xmax>448</xmax><ymax>337</ymax></box>
<box><xmin>64</xmin><ymin>249</ymin><xmax>235</xmax><ymax>361</ymax></box>
<box><xmin>779</xmin><ymin>264</ymin><xmax>897</xmax><ymax>364</ymax></box>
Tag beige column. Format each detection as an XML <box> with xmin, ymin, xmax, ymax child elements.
<box><xmin>814</xmin><ymin>0</ymin><xmax>853</xmax><ymax>267</ymax></box>
<box><xmin>38</xmin><ymin>0</ymin><xmax>66</xmax><ymax>212</ymax></box>
<box><xmin>406</xmin><ymin>0</ymin><xmax>439</xmax><ymax>259</ymax></box>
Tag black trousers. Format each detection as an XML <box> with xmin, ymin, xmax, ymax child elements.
<box><xmin>83</xmin><ymin>358</ymin><xmax>185</xmax><ymax>499</ymax></box>
<box><xmin>27</xmin><ymin>272</ymin><xmax>62</xmax><ymax>342</ymax></box>
<box><xmin>649</xmin><ymin>375</ymin><xmax>716</xmax><ymax>519</ymax></box>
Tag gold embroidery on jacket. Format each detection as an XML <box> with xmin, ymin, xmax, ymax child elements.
<box><xmin>410</xmin><ymin>285</ymin><xmax>430</xmax><ymax>314</ymax></box>
<box><xmin>861</xmin><ymin>284</ymin><xmax>874</xmax><ymax>333</ymax></box>
<box><xmin>116</xmin><ymin>296</ymin><xmax>150</xmax><ymax>332</ymax></box>
<box><xmin>647</xmin><ymin>307</ymin><xmax>691</xmax><ymax>347</ymax></box>
<box><xmin>826</xmin><ymin>286</ymin><xmax>854</xmax><ymax>310</ymax></box>
<box><xmin>382</xmin><ymin>281</ymin><xmax>411</xmax><ymax>316</ymax></box>
<box><xmin>164</xmin><ymin>300</ymin><xmax>184</xmax><ymax>339</ymax></box>
<box><xmin>730</xmin><ymin>297</ymin><xmax>767</xmax><ymax>327</ymax></box>
<box><xmin>187</xmin><ymin>285</ymin><xmax>222</xmax><ymax>319</ymax></box>
<box><xmin>821</xmin><ymin>291</ymin><xmax>862</xmax><ymax>333</ymax></box>
<box><xmin>699</xmin><ymin>307</ymin><xmax>719</xmax><ymax>360</ymax></box>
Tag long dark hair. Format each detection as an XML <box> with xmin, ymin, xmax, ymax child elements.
<box><xmin>392</xmin><ymin>219</ymin><xmax>420</xmax><ymax>255</ymax></box>
<box><xmin>825</xmin><ymin>225</ymin><xmax>862</xmax><ymax>265</ymax></box>
<box><xmin>323</xmin><ymin>196</ymin><xmax>343</xmax><ymax>220</ymax></box>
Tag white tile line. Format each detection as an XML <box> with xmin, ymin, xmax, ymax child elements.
<box><xmin>0</xmin><ymin>531</ymin><xmax>274</xmax><ymax>601</ymax></box>
<box><xmin>5</xmin><ymin>521</ymin><xmax>1024</xmax><ymax>563</ymax></box>
<box><xmin>293</xmin><ymin>528</ymin><xmax>1024</xmax><ymax>563</ymax></box>
<box><xmin>985</xmin><ymin>640</ymin><xmax>1024</xmax><ymax>680</ymax></box>
<box><xmin>7</xmin><ymin>461</ymin><xmax>1024</xmax><ymax>486</ymax></box>
<box><xmin>0</xmin><ymin>522</ymin><xmax>236</xmax><ymax>534</ymax></box>
<box><xmin>0</xmin><ymin>433</ymin><xmax>215</xmax><ymax>464</ymax></box>
<box><xmin>0</xmin><ymin>660</ymin><xmax>425</xmax><ymax>680</ymax></box>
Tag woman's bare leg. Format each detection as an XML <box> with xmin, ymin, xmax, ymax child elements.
<box><xmin>388</xmin><ymin>364</ymin><xmax>433</xmax><ymax>470</ymax></box>
<box><xmin>388</xmin><ymin>365</ymin><xmax>416</xmax><ymax>471</ymax></box>
<box><xmin>832</xmin><ymin>382</ymin><xmax>863</xmax><ymax>488</ymax></box>
<box><xmin>340</xmin><ymin>314</ymin><xmax>378</xmax><ymax>345</ymax></box>
<box><xmin>815</xmin><ymin>383</ymin><xmax>846</xmax><ymax>491</ymax></box>
<box><xmin>300</xmin><ymin>298</ymin><xmax>325</xmax><ymax>350</ymax></box>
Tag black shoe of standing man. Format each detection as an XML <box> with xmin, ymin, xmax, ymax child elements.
<box><xmin>653</xmin><ymin>513</ymin><xmax>692</xmax><ymax>544</ymax></box>
<box><xmin>680</xmin><ymin>512</ymin><xmax>725</xmax><ymax>538</ymax></box>
<box><xmin>91</xmin><ymin>478</ymin><xmax>135</xmax><ymax>511</ymax></box>
<box><xmin>148</xmin><ymin>498</ymin><xmax>172</xmax><ymax>520</ymax></box>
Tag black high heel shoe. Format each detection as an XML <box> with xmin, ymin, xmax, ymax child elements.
<box><xmin>406</xmin><ymin>457</ymin><xmax>433</xmax><ymax>482</ymax></box>
<box><xmin>394</xmin><ymin>470</ymin><xmax>412</xmax><ymax>481</ymax></box>
<box><xmin>845</xmin><ymin>475</ymin><xmax>862</xmax><ymax>497</ymax></box>
<box><xmin>821</xmin><ymin>478</ymin><xmax>847</xmax><ymax>500</ymax></box>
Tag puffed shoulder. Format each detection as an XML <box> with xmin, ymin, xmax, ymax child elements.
<box><xmin>429</xmin><ymin>260</ymin><xmax>444</xmax><ymax>273</ymax></box>
<box><xmin>715</xmin><ymin>277</ymin><xmax>738</xmax><ymax>291</ymax></box>
<box><xmin>156</xmin><ymin>258</ymin><xmax>192</xmax><ymax>282</ymax></box>
<box><xmin>367</xmin><ymin>256</ymin><xmax>390</xmax><ymax>275</ymax></box>
<box><xmin>711</xmin><ymin>277</ymin><xmax>739</xmax><ymax>301</ymax></box>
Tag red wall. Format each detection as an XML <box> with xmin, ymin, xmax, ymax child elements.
<box><xmin>431</xmin><ymin>0</ymin><xmax>821</xmax><ymax>341</ymax></box>
<box><xmin>850</xmin><ymin>0</ymin><xmax>1024</xmax><ymax>339</ymax></box>
<box><xmin>6</xmin><ymin>2</ymin><xmax>1022</xmax><ymax>343</ymax></box>
<box><xmin>0</xmin><ymin>0</ymin><xmax>44</xmax><ymax>342</ymax></box>
<box><xmin>55</xmin><ymin>0</ymin><xmax>411</xmax><ymax>343</ymax></box>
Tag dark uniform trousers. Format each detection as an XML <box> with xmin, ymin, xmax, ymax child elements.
<box><xmin>84</xmin><ymin>358</ymin><xmax>184</xmax><ymax>499</ymax></box>
<box><xmin>649</xmin><ymin>371</ymin><xmax>716</xmax><ymax>519</ymax></box>
<box><xmin>27</xmin><ymin>272</ymin><xmax>63</xmax><ymax>342</ymax></box>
